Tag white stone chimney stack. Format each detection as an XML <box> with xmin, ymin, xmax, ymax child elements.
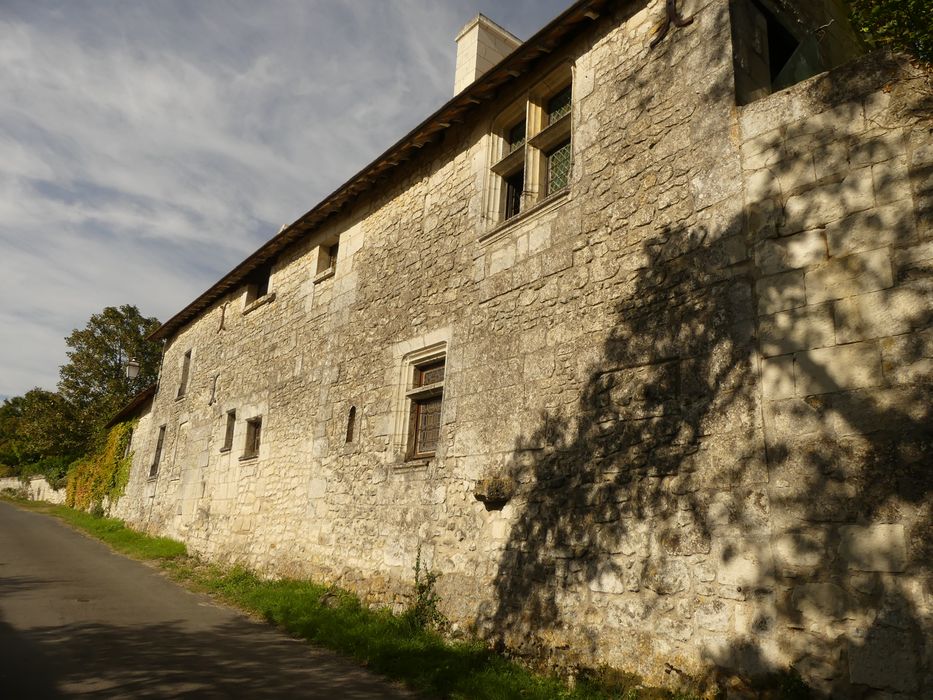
<box><xmin>454</xmin><ymin>14</ymin><xmax>521</xmax><ymax>95</ymax></box>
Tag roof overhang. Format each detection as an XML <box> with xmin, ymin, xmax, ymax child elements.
<box><xmin>105</xmin><ymin>384</ymin><xmax>158</xmax><ymax>429</ymax></box>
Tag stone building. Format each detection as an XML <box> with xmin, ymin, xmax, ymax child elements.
<box><xmin>112</xmin><ymin>0</ymin><xmax>932</xmax><ymax>695</ymax></box>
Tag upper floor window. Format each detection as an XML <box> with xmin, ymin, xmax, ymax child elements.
<box><xmin>314</xmin><ymin>238</ymin><xmax>340</xmax><ymax>282</ymax></box>
<box><xmin>488</xmin><ymin>67</ymin><xmax>573</xmax><ymax>226</ymax></box>
<box><xmin>242</xmin><ymin>416</ymin><xmax>262</xmax><ymax>460</ymax></box>
<box><xmin>245</xmin><ymin>263</ymin><xmax>272</xmax><ymax>305</ymax></box>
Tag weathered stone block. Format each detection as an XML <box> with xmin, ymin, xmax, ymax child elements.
<box><xmin>834</xmin><ymin>286</ymin><xmax>924</xmax><ymax>344</ymax></box>
<box><xmin>756</xmin><ymin>229</ymin><xmax>827</xmax><ymax>274</ymax></box>
<box><xmin>825</xmin><ymin>203</ymin><xmax>916</xmax><ymax>258</ymax></box>
<box><xmin>804</xmin><ymin>248</ymin><xmax>894</xmax><ymax>303</ymax></box>
<box><xmin>783</xmin><ymin>187</ymin><xmax>846</xmax><ymax>234</ymax></box>
<box><xmin>839</xmin><ymin>523</ymin><xmax>908</xmax><ymax>572</ymax></box>
<box><xmin>761</xmin><ymin>355</ymin><xmax>795</xmax><ymax>400</ymax></box>
<box><xmin>757</xmin><ymin>270</ymin><xmax>806</xmax><ymax>315</ymax></box>
<box><xmin>794</xmin><ymin>342</ymin><xmax>883</xmax><ymax>396</ymax></box>
<box><xmin>696</xmin><ymin>598</ymin><xmax>732</xmax><ymax>632</ymax></box>
<box><xmin>848</xmin><ymin>624</ymin><xmax>918</xmax><ymax>692</ymax></box>
<box><xmin>759</xmin><ymin>303</ymin><xmax>835</xmax><ymax>357</ymax></box>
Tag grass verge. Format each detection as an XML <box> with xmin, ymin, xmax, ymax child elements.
<box><xmin>2</xmin><ymin>496</ymin><xmax>698</xmax><ymax>699</ymax></box>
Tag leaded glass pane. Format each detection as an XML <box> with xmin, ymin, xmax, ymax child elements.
<box><xmin>507</xmin><ymin>120</ymin><xmax>526</xmax><ymax>153</ymax></box>
<box><xmin>547</xmin><ymin>86</ymin><xmax>572</xmax><ymax>124</ymax></box>
<box><xmin>547</xmin><ymin>141</ymin><xmax>571</xmax><ymax>194</ymax></box>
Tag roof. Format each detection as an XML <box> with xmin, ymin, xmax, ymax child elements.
<box><xmin>105</xmin><ymin>384</ymin><xmax>158</xmax><ymax>428</ymax></box>
<box><xmin>150</xmin><ymin>0</ymin><xmax>610</xmax><ymax>342</ymax></box>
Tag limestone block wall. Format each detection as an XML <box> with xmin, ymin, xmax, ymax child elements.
<box><xmin>0</xmin><ymin>476</ymin><xmax>66</xmax><ymax>504</ymax></box>
<box><xmin>112</xmin><ymin>0</ymin><xmax>930</xmax><ymax>694</ymax></box>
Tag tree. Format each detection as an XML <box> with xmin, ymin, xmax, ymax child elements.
<box><xmin>58</xmin><ymin>305</ymin><xmax>161</xmax><ymax>444</ymax></box>
<box><xmin>847</xmin><ymin>0</ymin><xmax>933</xmax><ymax>64</ymax></box>
<box><xmin>18</xmin><ymin>389</ymin><xmax>84</xmax><ymax>459</ymax></box>
<box><xmin>0</xmin><ymin>395</ymin><xmax>26</xmax><ymax>470</ymax></box>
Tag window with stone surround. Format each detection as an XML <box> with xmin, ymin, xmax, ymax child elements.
<box><xmin>149</xmin><ymin>425</ymin><xmax>166</xmax><ymax>478</ymax></box>
<box><xmin>244</xmin><ymin>263</ymin><xmax>273</xmax><ymax>307</ymax></box>
<box><xmin>488</xmin><ymin>66</ymin><xmax>572</xmax><ymax>226</ymax></box>
<box><xmin>406</xmin><ymin>358</ymin><xmax>445</xmax><ymax>459</ymax></box>
<box><xmin>242</xmin><ymin>416</ymin><xmax>262</xmax><ymax>460</ymax></box>
<box><xmin>314</xmin><ymin>237</ymin><xmax>340</xmax><ymax>282</ymax></box>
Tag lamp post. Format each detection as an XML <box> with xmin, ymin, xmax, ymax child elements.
<box><xmin>125</xmin><ymin>357</ymin><xmax>140</xmax><ymax>380</ymax></box>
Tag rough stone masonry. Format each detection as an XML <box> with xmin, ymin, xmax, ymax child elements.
<box><xmin>111</xmin><ymin>0</ymin><xmax>932</xmax><ymax>695</ymax></box>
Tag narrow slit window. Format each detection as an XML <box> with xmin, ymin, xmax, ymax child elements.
<box><xmin>346</xmin><ymin>406</ymin><xmax>357</xmax><ymax>444</ymax></box>
<box><xmin>177</xmin><ymin>350</ymin><xmax>192</xmax><ymax>398</ymax></box>
<box><xmin>149</xmin><ymin>425</ymin><xmax>166</xmax><ymax>477</ymax></box>
<box><xmin>222</xmin><ymin>410</ymin><xmax>236</xmax><ymax>452</ymax></box>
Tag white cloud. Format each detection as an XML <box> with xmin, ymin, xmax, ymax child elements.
<box><xmin>0</xmin><ymin>0</ymin><xmax>570</xmax><ymax>397</ymax></box>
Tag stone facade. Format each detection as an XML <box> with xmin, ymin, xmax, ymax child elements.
<box><xmin>112</xmin><ymin>1</ymin><xmax>931</xmax><ymax>695</ymax></box>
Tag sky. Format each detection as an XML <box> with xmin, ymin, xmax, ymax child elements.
<box><xmin>0</xmin><ymin>0</ymin><xmax>573</xmax><ymax>400</ymax></box>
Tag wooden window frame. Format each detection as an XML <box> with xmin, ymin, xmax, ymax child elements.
<box><xmin>242</xmin><ymin>416</ymin><xmax>262</xmax><ymax>460</ymax></box>
<box><xmin>405</xmin><ymin>357</ymin><xmax>445</xmax><ymax>461</ymax></box>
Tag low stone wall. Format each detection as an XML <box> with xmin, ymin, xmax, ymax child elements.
<box><xmin>0</xmin><ymin>476</ymin><xmax>66</xmax><ymax>505</ymax></box>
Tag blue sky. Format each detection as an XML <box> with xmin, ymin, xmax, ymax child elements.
<box><xmin>0</xmin><ymin>0</ymin><xmax>572</xmax><ymax>398</ymax></box>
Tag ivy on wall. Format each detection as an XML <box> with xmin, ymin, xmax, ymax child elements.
<box><xmin>66</xmin><ymin>421</ymin><xmax>135</xmax><ymax>512</ymax></box>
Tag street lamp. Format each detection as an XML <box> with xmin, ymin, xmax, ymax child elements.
<box><xmin>125</xmin><ymin>357</ymin><xmax>140</xmax><ymax>380</ymax></box>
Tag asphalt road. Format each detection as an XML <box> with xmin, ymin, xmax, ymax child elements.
<box><xmin>0</xmin><ymin>500</ymin><xmax>415</xmax><ymax>698</ymax></box>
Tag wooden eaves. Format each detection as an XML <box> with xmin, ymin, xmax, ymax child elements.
<box><xmin>105</xmin><ymin>383</ymin><xmax>158</xmax><ymax>429</ymax></box>
<box><xmin>149</xmin><ymin>0</ymin><xmax>609</xmax><ymax>342</ymax></box>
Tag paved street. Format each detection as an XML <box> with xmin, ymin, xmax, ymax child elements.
<box><xmin>0</xmin><ymin>501</ymin><xmax>415</xmax><ymax>698</ymax></box>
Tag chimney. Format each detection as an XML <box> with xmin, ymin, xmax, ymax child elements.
<box><xmin>454</xmin><ymin>14</ymin><xmax>521</xmax><ymax>95</ymax></box>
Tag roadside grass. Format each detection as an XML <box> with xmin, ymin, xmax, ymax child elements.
<box><xmin>1</xmin><ymin>495</ymin><xmax>698</xmax><ymax>699</ymax></box>
<box><xmin>2</xmin><ymin>496</ymin><xmax>186</xmax><ymax>560</ymax></box>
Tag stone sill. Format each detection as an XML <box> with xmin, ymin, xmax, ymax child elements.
<box><xmin>238</xmin><ymin>455</ymin><xmax>259</xmax><ymax>463</ymax></box>
<box><xmin>243</xmin><ymin>292</ymin><xmax>276</xmax><ymax>316</ymax></box>
<box><xmin>313</xmin><ymin>267</ymin><xmax>336</xmax><ymax>284</ymax></box>
<box><xmin>479</xmin><ymin>187</ymin><xmax>570</xmax><ymax>246</ymax></box>
<box><xmin>393</xmin><ymin>459</ymin><xmax>431</xmax><ymax>473</ymax></box>
<box><xmin>219</xmin><ymin>447</ymin><xmax>232</xmax><ymax>454</ymax></box>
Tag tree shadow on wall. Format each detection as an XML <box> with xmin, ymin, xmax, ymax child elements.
<box><xmin>479</xmin><ymin>15</ymin><xmax>932</xmax><ymax>697</ymax></box>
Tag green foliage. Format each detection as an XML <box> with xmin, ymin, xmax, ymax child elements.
<box><xmin>20</xmin><ymin>455</ymin><xmax>74</xmax><ymax>489</ymax></box>
<box><xmin>0</xmin><ymin>391</ymin><xmax>83</xmax><ymax>482</ymax></box>
<box><xmin>402</xmin><ymin>545</ymin><xmax>448</xmax><ymax>632</ymax></box>
<box><xmin>847</xmin><ymin>0</ymin><xmax>933</xmax><ymax>64</ymax></box>
<box><xmin>66</xmin><ymin>421</ymin><xmax>135</xmax><ymax>512</ymax></box>
<box><xmin>58</xmin><ymin>304</ymin><xmax>161</xmax><ymax>441</ymax></box>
